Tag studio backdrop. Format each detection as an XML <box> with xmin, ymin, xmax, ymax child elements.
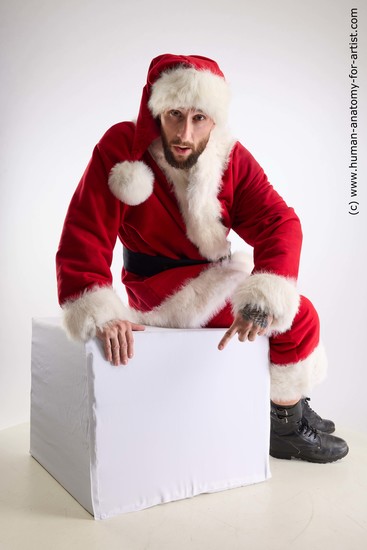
<box><xmin>0</xmin><ymin>0</ymin><xmax>366</xmax><ymax>431</ymax></box>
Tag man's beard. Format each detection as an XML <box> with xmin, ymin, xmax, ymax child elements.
<box><xmin>161</xmin><ymin>132</ymin><xmax>209</xmax><ymax>170</ymax></box>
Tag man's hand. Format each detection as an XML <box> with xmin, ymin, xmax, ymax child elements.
<box><xmin>218</xmin><ymin>311</ymin><xmax>273</xmax><ymax>351</ymax></box>
<box><xmin>96</xmin><ymin>320</ymin><xmax>145</xmax><ymax>366</ymax></box>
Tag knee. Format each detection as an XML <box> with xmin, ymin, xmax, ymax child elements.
<box><xmin>269</xmin><ymin>295</ymin><xmax>321</xmax><ymax>365</ymax></box>
<box><xmin>293</xmin><ymin>295</ymin><xmax>320</xmax><ymax>333</ymax></box>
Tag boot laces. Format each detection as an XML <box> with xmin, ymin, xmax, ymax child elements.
<box><xmin>298</xmin><ymin>417</ymin><xmax>318</xmax><ymax>439</ymax></box>
<box><xmin>304</xmin><ymin>397</ymin><xmax>322</xmax><ymax>421</ymax></box>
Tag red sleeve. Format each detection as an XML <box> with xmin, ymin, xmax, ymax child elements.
<box><xmin>231</xmin><ymin>143</ymin><xmax>303</xmax><ymax>280</ymax></box>
<box><xmin>56</xmin><ymin>140</ymin><xmax>122</xmax><ymax>305</ymax></box>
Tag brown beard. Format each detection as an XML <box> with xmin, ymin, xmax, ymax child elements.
<box><xmin>161</xmin><ymin>131</ymin><xmax>209</xmax><ymax>170</ymax></box>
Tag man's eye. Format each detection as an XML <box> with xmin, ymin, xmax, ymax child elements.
<box><xmin>193</xmin><ymin>114</ymin><xmax>206</xmax><ymax>122</ymax></box>
<box><xmin>169</xmin><ymin>110</ymin><xmax>181</xmax><ymax>118</ymax></box>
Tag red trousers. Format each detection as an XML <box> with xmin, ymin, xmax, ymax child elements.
<box><xmin>207</xmin><ymin>295</ymin><xmax>320</xmax><ymax>366</ymax></box>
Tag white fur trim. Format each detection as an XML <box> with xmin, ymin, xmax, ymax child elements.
<box><xmin>231</xmin><ymin>272</ymin><xmax>300</xmax><ymax>333</ymax></box>
<box><xmin>270</xmin><ymin>343</ymin><xmax>328</xmax><ymax>402</ymax></box>
<box><xmin>148</xmin><ymin>67</ymin><xmax>230</xmax><ymax>127</ymax></box>
<box><xmin>137</xmin><ymin>251</ymin><xmax>252</xmax><ymax>327</ymax></box>
<box><xmin>149</xmin><ymin>127</ymin><xmax>235</xmax><ymax>260</ymax></box>
<box><xmin>108</xmin><ymin>161</ymin><xmax>154</xmax><ymax>205</ymax></box>
<box><xmin>62</xmin><ymin>252</ymin><xmax>252</xmax><ymax>341</ymax></box>
<box><xmin>62</xmin><ymin>286</ymin><xmax>136</xmax><ymax>342</ymax></box>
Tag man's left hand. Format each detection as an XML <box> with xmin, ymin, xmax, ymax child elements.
<box><xmin>218</xmin><ymin>311</ymin><xmax>273</xmax><ymax>350</ymax></box>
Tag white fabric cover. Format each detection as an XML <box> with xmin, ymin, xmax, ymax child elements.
<box><xmin>30</xmin><ymin>318</ymin><xmax>271</xmax><ymax>520</ymax></box>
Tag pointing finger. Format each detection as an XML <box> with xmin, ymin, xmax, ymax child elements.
<box><xmin>218</xmin><ymin>325</ymin><xmax>237</xmax><ymax>350</ymax></box>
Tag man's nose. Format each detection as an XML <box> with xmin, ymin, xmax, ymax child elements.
<box><xmin>177</xmin><ymin>117</ymin><xmax>193</xmax><ymax>142</ymax></box>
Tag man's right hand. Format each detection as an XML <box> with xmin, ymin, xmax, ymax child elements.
<box><xmin>96</xmin><ymin>320</ymin><xmax>145</xmax><ymax>366</ymax></box>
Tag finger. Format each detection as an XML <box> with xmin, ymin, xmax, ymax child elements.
<box><xmin>247</xmin><ymin>327</ymin><xmax>258</xmax><ymax>342</ymax></box>
<box><xmin>118</xmin><ymin>332</ymin><xmax>128</xmax><ymax>365</ymax></box>
<box><xmin>125</xmin><ymin>328</ymin><xmax>134</xmax><ymax>359</ymax></box>
<box><xmin>110</xmin><ymin>337</ymin><xmax>121</xmax><ymax>367</ymax></box>
<box><xmin>131</xmin><ymin>323</ymin><xmax>146</xmax><ymax>332</ymax></box>
<box><xmin>103</xmin><ymin>335</ymin><xmax>113</xmax><ymax>363</ymax></box>
<box><xmin>238</xmin><ymin>329</ymin><xmax>250</xmax><ymax>342</ymax></box>
<box><xmin>96</xmin><ymin>328</ymin><xmax>112</xmax><ymax>362</ymax></box>
<box><xmin>218</xmin><ymin>325</ymin><xmax>238</xmax><ymax>350</ymax></box>
<box><xmin>258</xmin><ymin>315</ymin><xmax>273</xmax><ymax>336</ymax></box>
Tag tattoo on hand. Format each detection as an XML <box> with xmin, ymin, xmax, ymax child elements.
<box><xmin>240</xmin><ymin>305</ymin><xmax>269</xmax><ymax>329</ymax></box>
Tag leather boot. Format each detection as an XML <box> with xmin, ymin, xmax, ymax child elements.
<box><xmin>302</xmin><ymin>397</ymin><xmax>335</xmax><ymax>433</ymax></box>
<box><xmin>270</xmin><ymin>400</ymin><xmax>349</xmax><ymax>463</ymax></box>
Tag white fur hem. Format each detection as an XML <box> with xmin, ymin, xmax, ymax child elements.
<box><xmin>108</xmin><ymin>161</ymin><xmax>154</xmax><ymax>205</ymax></box>
<box><xmin>148</xmin><ymin>66</ymin><xmax>230</xmax><ymax>127</ymax></box>
<box><xmin>62</xmin><ymin>286</ymin><xmax>136</xmax><ymax>341</ymax></box>
<box><xmin>137</xmin><ymin>251</ymin><xmax>252</xmax><ymax>327</ymax></box>
<box><xmin>61</xmin><ymin>252</ymin><xmax>253</xmax><ymax>340</ymax></box>
<box><xmin>231</xmin><ymin>272</ymin><xmax>300</xmax><ymax>333</ymax></box>
<box><xmin>270</xmin><ymin>343</ymin><xmax>328</xmax><ymax>402</ymax></box>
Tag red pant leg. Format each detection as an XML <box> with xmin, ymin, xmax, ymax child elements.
<box><xmin>269</xmin><ymin>295</ymin><xmax>320</xmax><ymax>365</ymax></box>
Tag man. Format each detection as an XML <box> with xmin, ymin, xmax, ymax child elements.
<box><xmin>56</xmin><ymin>53</ymin><xmax>348</xmax><ymax>463</ymax></box>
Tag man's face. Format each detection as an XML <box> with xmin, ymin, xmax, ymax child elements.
<box><xmin>160</xmin><ymin>108</ymin><xmax>215</xmax><ymax>170</ymax></box>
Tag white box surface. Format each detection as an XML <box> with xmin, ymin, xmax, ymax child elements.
<box><xmin>30</xmin><ymin>318</ymin><xmax>271</xmax><ymax>520</ymax></box>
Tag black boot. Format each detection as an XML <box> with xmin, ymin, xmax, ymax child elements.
<box><xmin>270</xmin><ymin>400</ymin><xmax>349</xmax><ymax>463</ymax></box>
<box><xmin>302</xmin><ymin>397</ymin><xmax>335</xmax><ymax>433</ymax></box>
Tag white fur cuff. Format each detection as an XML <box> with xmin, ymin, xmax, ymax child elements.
<box><xmin>62</xmin><ymin>286</ymin><xmax>136</xmax><ymax>342</ymax></box>
<box><xmin>270</xmin><ymin>343</ymin><xmax>328</xmax><ymax>402</ymax></box>
<box><xmin>231</xmin><ymin>272</ymin><xmax>300</xmax><ymax>333</ymax></box>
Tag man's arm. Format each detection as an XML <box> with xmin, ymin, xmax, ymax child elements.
<box><xmin>56</xmin><ymin>130</ymin><xmax>144</xmax><ymax>364</ymax></box>
<box><xmin>220</xmin><ymin>144</ymin><xmax>302</xmax><ymax>348</ymax></box>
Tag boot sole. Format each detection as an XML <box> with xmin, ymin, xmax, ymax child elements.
<box><xmin>270</xmin><ymin>446</ymin><xmax>349</xmax><ymax>463</ymax></box>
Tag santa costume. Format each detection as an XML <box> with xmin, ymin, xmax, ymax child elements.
<box><xmin>56</xmin><ymin>54</ymin><xmax>348</xmax><ymax>462</ymax></box>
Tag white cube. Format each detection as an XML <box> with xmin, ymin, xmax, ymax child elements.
<box><xmin>30</xmin><ymin>318</ymin><xmax>271</xmax><ymax>520</ymax></box>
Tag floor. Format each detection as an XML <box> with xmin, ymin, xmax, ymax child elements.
<box><xmin>0</xmin><ymin>424</ymin><xmax>366</xmax><ymax>550</ymax></box>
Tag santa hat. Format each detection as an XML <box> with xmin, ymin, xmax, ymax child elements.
<box><xmin>131</xmin><ymin>54</ymin><xmax>230</xmax><ymax>158</ymax></box>
<box><xmin>148</xmin><ymin>54</ymin><xmax>230</xmax><ymax>126</ymax></box>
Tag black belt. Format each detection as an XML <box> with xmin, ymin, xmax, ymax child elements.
<box><xmin>123</xmin><ymin>247</ymin><xmax>212</xmax><ymax>277</ymax></box>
